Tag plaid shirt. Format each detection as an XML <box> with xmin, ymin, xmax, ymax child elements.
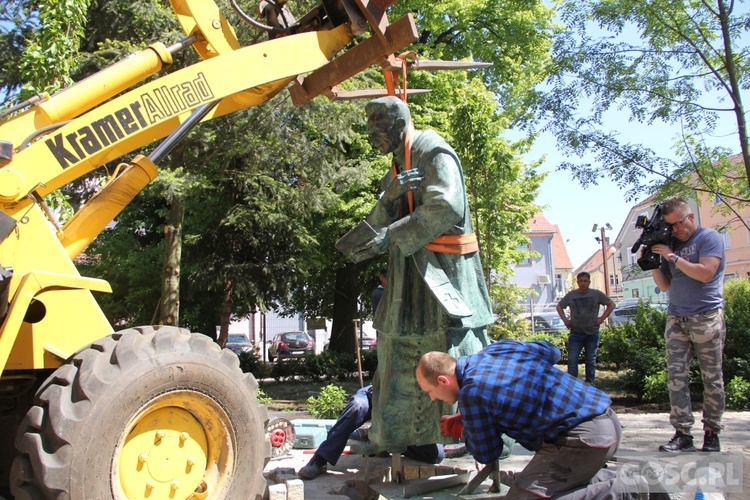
<box><xmin>456</xmin><ymin>340</ymin><xmax>611</xmax><ymax>464</ymax></box>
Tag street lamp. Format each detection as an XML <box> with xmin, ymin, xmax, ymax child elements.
<box><xmin>609</xmin><ymin>244</ymin><xmax>620</xmax><ymax>300</ymax></box>
<box><xmin>592</xmin><ymin>223</ymin><xmax>613</xmax><ymax>297</ymax></box>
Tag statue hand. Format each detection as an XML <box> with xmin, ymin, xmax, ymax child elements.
<box><xmin>379</xmin><ymin>169</ymin><xmax>423</xmax><ymax>210</ymax></box>
<box><xmin>350</xmin><ymin>227</ymin><xmax>391</xmax><ymax>262</ymax></box>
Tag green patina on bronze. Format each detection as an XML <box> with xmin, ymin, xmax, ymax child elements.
<box><xmin>336</xmin><ymin>97</ymin><xmax>493</xmax><ymax>452</ymax></box>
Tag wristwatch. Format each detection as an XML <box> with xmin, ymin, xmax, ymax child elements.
<box><xmin>668</xmin><ymin>253</ymin><xmax>679</xmax><ymax>263</ymax></box>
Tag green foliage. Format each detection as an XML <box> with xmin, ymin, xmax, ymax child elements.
<box><xmin>19</xmin><ymin>0</ymin><xmax>91</xmax><ymax>97</ymax></box>
<box><xmin>488</xmin><ymin>318</ymin><xmax>531</xmax><ymax>342</ymax></box>
<box><xmin>238</xmin><ymin>350</ymin><xmax>272</xmax><ymax>379</ymax></box>
<box><xmin>489</xmin><ymin>280</ymin><xmax>531</xmax><ymax>336</ymax></box>
<box><xmin>642</xmin><ymin>370</ymin><xmax>670</xmax><ymax>404</ymax></box>
<box><xmin>726</xmin><ymin>376</ymin><xmax>750</xmax><ymax>411</ymax></box>
<box><xmin>394</xmin><ymin>0</ymin><xmax>557</xmax><ymax>121</ymax></box>
<box><xmin>306</xmin><ymin>384</ymin><xmax>348</xmax><ymax>419</ymax></box>
<box><xmin>723</xmin><ymin>279</ymin><xmax>750</xmax><ymax>373</ymax></box>
<box><xmin>723</xmin><ymin>358</ymin><xmax>750</xmax><ymax>388</ymax></box>
<box><xmin>266</xmin><ymin>352</ymin><xmax>366</xmax><ymax>382</ymax></box>
<box><xmin>302</xmin><ymin>351</ymin><xmax>357</xmax><ymax>381</ymax></box>
<box><xmin>360</xmin><ymin>349</ymin><xmax>378</xmax><ymax>378</ymax></box>
<box><xmin>542</xmin><ymin>0</ymin><xmax>750</xmax><ymax>202</ymax></box>
<box><xmin>271</xmin><ymin>358</ymin><xmax>307</xmax><ymax>381</ymax></box>
<box><xmin>7</xmin><ymin>0</ymin><xmax>557</xmax><ymax>358</ymax></box>
<box><xmin>597</xmin><ymin>324</ymin><xmax>632</xmax><ymax>371</ymax></box>
<box><xmin>256</xmin><ymin>386</ymin><xmax>273</xmax><ymax>406</ymax></box>
<box><xmin>528</xmin><ymin>332</ymin><xmax>568</xmax><ymax>363</ymax></box>
<box><xmin>599</xmin><ymin>303</ymin><xmax>668</xmax><ymax>396</ymax></box>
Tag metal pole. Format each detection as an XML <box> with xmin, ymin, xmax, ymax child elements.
<box><xmin>600</xmin><ymin>227</ymin><xmax>611</xmax><ymax>298</ymax></box>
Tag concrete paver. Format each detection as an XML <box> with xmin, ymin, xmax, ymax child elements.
<box><xmin>264</xmin><ymin>411</ymin><xmax>750</xmax><ymax>499</ymax></box>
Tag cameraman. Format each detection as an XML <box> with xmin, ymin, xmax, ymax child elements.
<box><xmin>649</xmin><ymin>198</ymin><xmax>726</xmax><ymax>453</ymax></box>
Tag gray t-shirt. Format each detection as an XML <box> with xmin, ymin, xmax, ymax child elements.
<box><xmin>558</xmin><ymin>289</ymin><xmax>612</xmax><ymax>335</ymax></box>
<box><xmin>660</xmin><ymin>226</ymin><xmax>725</xmax><ymax>317</ymax></box>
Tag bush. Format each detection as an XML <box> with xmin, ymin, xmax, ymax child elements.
<box><xmin>599</xmin><ymin>303</ymin><xmax>668</xmax><ymax>396</ymax></box>
<box><xmin>303</xmin><ymin>351</ymin><xmax>356</xmax><ymax>381</ymax></box>
<box><xmin>598</xmin><ymin>323</ymin><xmax>633</xmax><ymax>370</ymax></box>
<box><xmin>488</xmin><ymin>318</ymin><xmax>531</xmax><ymax>341</ymax></box>
<box><xmin>527</xmin><ymin>332</ymin><xmax>568</xmax><ymax>363</ymax></box>
<box><xmin>724</xmin><ymin>278</ymin><xmax>750</xmax><ymax>367</ymax></box>
<box><xmin>726</xmin><ymin>376</ymin><xmax>750</xmax><ymax>410</ymax></box>
<box><xmin>360</xmin><ymin>349</ymin><xmax>378</xmax><ymax>379</ymax></box>
<box><xmin>271</xmin><ymin>357</ymin><xmax>306</xmax><ymax>381</ymax></box>
<box><xmin>307</xmin><ymin>384</ymin><xmax>348</xmax><ymax>419</ymax></box>
<box><xmin>237</xmin><ymin>350</ymin><xmax>271</xmax><ymax>379</ymax></box>
<box><xmin>723</xmin><ymin>358</ymin><xmax>750</xmax><ymax>385</ymax></box>
<box><xmin>642</xmin><ymin>370</ymin><xmax>670</xmax><ymax>403</ymax></box>
<box><xmin>256</xmin><ymin>387</ymin><xmax>273</xmax><ymax>406</ymax></box>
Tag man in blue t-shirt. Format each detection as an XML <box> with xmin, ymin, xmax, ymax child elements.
<box><xmin>650</xmin><ymin>198</ymin><xmax>726</xmax><ymax>453</ymax></box>
<box><xmin>556</xmin><ymin>272</ymin><xmax>614</xmax><ymax>385</ymax></box>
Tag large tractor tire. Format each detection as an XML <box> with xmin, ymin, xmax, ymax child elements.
<box><xmin>9</xmin><ymin>326</ymin><xmax>270</xmax><ymax>499</ymax></box>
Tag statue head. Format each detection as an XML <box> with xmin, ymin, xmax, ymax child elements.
<box><xmin>365</xmin><ymin>96</ymin><xmax>410</xmax><ymax>155</ymax></box>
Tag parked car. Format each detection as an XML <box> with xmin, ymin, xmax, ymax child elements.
<box><xmin>610</xmin><ymin>299</ymin><xmax>667</xmax><ymax>326</ymax></box>
<box><xmin>268</xmin><ymin>331</ymin><xmax>315</xmax><ymax>361</ymax></box>
<box><xmin>225</xmin><ymin>334</ymin><xmax>254</xmax><ymax>356</ymax></box>
<box><xmin>359</xmin><ymin>335</ymin><xmax>377</xmax><ymax>351</ymax></box>
<box><xmin>524</xmin><ymin>313</ymin><xmax>567</xmax><ymax>335</ymax></box>
<box><xmin>323</xmin><ymin>335</ymin><xmax>377</xmax><ymax>352</ymax></box>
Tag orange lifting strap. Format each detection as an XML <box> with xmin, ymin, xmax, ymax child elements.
<box><xmin>385</xmin><ymin>53</ymin><xmax>478</xmax><ymax>256</ymax></box>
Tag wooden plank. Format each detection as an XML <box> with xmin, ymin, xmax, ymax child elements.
<box><xmin>459</xmin><ymin>461</ymin><xmax>497</xmax><ymax>495</ymax></box>
<box><xmin>290</xmin><ymin>14</ymin><xmax>417</xmax><ymax>106</ymax></box>
<box><xmin>401</xmin><ymin>472</ymin><xmax>472</xmax><ymax>497</ymax></box>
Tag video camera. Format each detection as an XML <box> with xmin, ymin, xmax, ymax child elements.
<box><xmin>630</xmin><ymin>203</ymin><xmax>674</xmax><ymax>271</ymax></box>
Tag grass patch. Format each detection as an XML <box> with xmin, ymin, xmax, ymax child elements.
<box><xmin>260</xmin><ymin>378</ymin><xmax>371</xmax><ymax>412</ymax></box>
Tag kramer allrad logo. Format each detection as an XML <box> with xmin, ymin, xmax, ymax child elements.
<box><xmin>616</xmin><ymin>451</ymin><xmax>744</xmax><ymax>495</ymax></box>
<box><xmin>45</xmin><ymin>72</ymin><xmax>215</xmax><ymax>168</ymax></box>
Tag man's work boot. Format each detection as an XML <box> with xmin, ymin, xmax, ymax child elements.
<box><xmin>702</xmin><ymin>430</ymin><xmax>721</xmax><ymax>452</ymax></box>
<box><xmin>298</xmin><ymin>454</ymin><xmax>327</xmax><ymax>479</ymax></box>
<box><xmin>658</xmin><ymin>430</ymin><xmax>696</xmax><ymax>452</ymax></box>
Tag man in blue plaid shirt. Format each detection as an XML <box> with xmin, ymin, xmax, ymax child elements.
<box><xmin>417</xmin><ymin>340</ymin><xmax>622</xmax><ymax>499</ymax></box>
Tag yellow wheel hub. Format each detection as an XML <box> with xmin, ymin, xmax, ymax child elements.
<box><xmin>119</xmin><ymin>406</ymin><xmax>210</xmax><ymax>499</ymax></box>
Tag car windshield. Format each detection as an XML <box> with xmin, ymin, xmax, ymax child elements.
<box><xmin>228</xmin><ymin>335</ymin><xmax>247</xmax><ymax>343</ymax></box>
<box><xmin>281</xmin><ymin>332</ymin><xmax>307</xmax><ymax>341</ymax></box>
<box><xmin>616</xmin><ymin>298</ymin><xmax>648</xmax><ymax>308</ymax></box>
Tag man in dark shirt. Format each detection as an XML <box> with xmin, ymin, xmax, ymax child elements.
<box><xmin>370</xmin><ymin>267</ymin><xmax>387</xmax><ymax>316</ymax></box>
<box><xmin>417</xmin><ymin>340</ymin><xmax>622</xmax><ymax>499</ymax></box>
<box><xmin>556</xmin><ymin>271</ymin><xmax>615</xmax><ymax>386</ymax></box>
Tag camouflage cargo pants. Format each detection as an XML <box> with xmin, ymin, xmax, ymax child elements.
<box><xmin>665</xmin><ymin>308</ymin><xmax>725</xmax><ymax>434</ymax></box>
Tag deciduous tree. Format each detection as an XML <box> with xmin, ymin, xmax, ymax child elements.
<box><xmin>540</xmin><ymin>0</ymin><xmax>750</xmax><ymax>209</ymax></box>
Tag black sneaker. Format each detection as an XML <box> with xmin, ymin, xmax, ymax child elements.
<box><xmin>658</xmin><ymin>430</ymin><xmax>696</xmax><ymax>452</ymax></box>
<box><xmin>702</xmin><ymin>430</ymin><xmax>720</xmax><ymax>452</ymax></box>
<box><xmin>298</xmin><ymin>454</ymin><xmax>327</xmax><ymax>479</ymax></box>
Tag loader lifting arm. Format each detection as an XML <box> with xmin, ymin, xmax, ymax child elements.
<box><xmin>0</xmin><ymin>0</ymin><xmax>417</xmax><ymax>370</ymax></box>
<box><xmin>0</xmin><ymin>0</ymin><xmax>418</xmax><ymax>498</ymax></box>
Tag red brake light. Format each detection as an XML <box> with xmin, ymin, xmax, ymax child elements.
<box><xmin>279</xmin><ymin>341</ymin><xmax>288</xmax><ymax>349</ymax></box>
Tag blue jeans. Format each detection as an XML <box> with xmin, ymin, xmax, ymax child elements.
<box><xmin>567</xmin><ymin>331</ymin><xmax>599</xmax><ymax>385</ymax></box>
<box><xmin>316</xmin><ymin>385</ymin><xmax>443</xmax><ymax>465</ymax></box>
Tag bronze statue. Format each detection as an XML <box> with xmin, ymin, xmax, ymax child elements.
<box><xmin>336</xmin><ymin>96</ymin><xmax>493</xmax><ymax>453</ymax></box>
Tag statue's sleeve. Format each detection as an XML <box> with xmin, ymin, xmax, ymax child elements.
<box><xmin>387</xmin><ymin>152</ymin><xmax>463</xmax><ymax>256</ymax></box>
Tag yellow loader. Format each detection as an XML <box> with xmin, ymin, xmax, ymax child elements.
<box><xmin>0</xmin><ymin>0</ymin><xmax>418</xmax><ymax>497</ymax></box>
